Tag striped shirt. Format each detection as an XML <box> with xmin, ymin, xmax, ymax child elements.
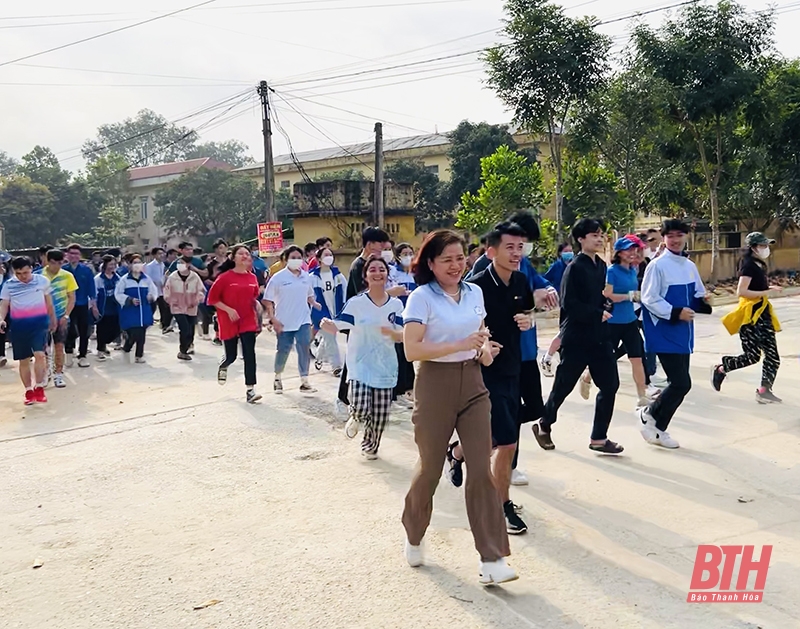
<box><xmin>0</xmin><ymin>275</ymin><xmax>51</xmax><ymax>331</ymax></box>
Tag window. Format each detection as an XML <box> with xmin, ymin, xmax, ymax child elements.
<box><xmin>280</xmin><ymin>180</ymin><xmax>291</xmax><ymax>189</ymax></box>
<box><xmin>139</xmin><ymin>196</ymin><xmax>149</xmax><ymax>220</ymax></box>
<box><xmin>141</xmin><ymin>238</ymin><xmax>150</xmax><ymax>247</ymax></box>
<box><xmin>424</xmin><ymin>164</ymin><xmax>439</xmax><ymax>177</ymax></box>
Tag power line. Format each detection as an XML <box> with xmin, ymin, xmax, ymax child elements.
<box><xmin>0</xmin><ymin>0</ymin><xmax>220</xmax><ymax>68</ymax></box>
<box><xmin>0</xmin><ymin>82</ymin><xmax>250</xmax><ymax>87</ymax></box>
<box><xmin>16</xmin><ymin>62</ymin><xmax>244</xmax><ymax>84</ymax></box>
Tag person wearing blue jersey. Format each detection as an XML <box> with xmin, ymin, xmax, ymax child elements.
<box><xmin>310</xmin><ymin>246</ymin><xmax>346</xmax><ymax>376</ymax></box>
<box><xmin>320</xmin><ymin>255</ymin><xmax>404</xmax><ymax>459</ymax></box>
<box><xmin>638</xmin><ymin>219</ymin><xmax>712</xmax><ymax>449</ymax></box>
<box><xmin>114</xmin><ymin>254</ymin><xmax>157</xmax><ymax>363</ymax></box>
<box><xmin>63</xmin><ymin>243</ymin><xmax>97</xmax><ymax>368</ymax></box>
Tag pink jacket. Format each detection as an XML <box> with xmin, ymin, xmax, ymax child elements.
<box><xmin>163</xmin><ymin>271</ymin><xmax>206</xmax><ymax>316</ymax></box>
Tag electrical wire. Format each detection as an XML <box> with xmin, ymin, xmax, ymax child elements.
<box><xmin>0</xmin><ymin>0</ymin><xmax>220</xmax><ymax>68</ymax></box>
<box><xmin>16</xmin><ymin>62</ymin><xmax>245</xmax><ymax>84</ymax></box>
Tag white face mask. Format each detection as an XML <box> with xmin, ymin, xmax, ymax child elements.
<box><xmin>321</xmin><ymin>256</ymin><xmax>334</xmax><ymax>267</ymax></box>
<box><xmin>381</xmin><ymin>250</ymin><xmax>395</xmax><ymax>263</ymax></box>
<box><xmin>132</xmin><ymin>263</ymin><xmax>144</xmax><ymax>273</ymax></box>
<box><xmin>286</xmin><ymin>258</ymin><xmax>303</xmax><ymax>271</ymax></box>
<box><xmin>400</xmin><ymin>255</ymin><xmax>413</xmax><ymax>268</ymax></box>
<box><xmin>522</xmin><ymin>242</ymin><xmax>534</xmax><ymax>257</ymax></box>
<box><xmin>756</xmin><ymin>246</ymin><xmax>771</xmax><ymax>260</ymax></box>
<box><xmin>176</xmin><ymin>262</ymin><xmax>188</xmax><ymax>273</ymax></box>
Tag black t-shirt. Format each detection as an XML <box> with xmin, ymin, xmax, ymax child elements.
<box><xmin>559</xmin><ymin>252</ymin><xmax>609</xmax><ymax>348</ymax></box>
<box><xmin>739</xmin><ymin>255</ymin><xmax>768</xmax><ymax>291</ymax></box>
<box><xmin>468</xmin><ymin>265</ymin><xmax>535</xmax><ymax>378</ymax></box>
<box><xmin>347</xmin><ymin>256</ymin><xmax>367</xmax><ymax>299</ymax></box>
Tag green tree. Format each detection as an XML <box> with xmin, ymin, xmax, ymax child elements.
<box><xmin>154</xmin><ymin>169</ymin><xmax>262</xmax><ymax>242</ymax></box>
<box><xmin>485</xmin><ymin>0</ymin><xmax>611</xmax><ymax>236</ymax></box>
<box><xmin>0</xmin><ymin>175</ymin><xmax>56</xmax><ymax>248</ymax></box>
<box><xmin>186</xmin><ymin>140</ymin><xmax>254</xmax><ymax>168</ymax></box>
<box><xmin>314</xmin><ymin>168</ymin><xmax>370</xmax><ymax>182</ymax></box>
<box><xmin>385</xmin><ymin>159</ymin><xmax>449</xmax><ymax>231</ymax></box>
<box><xmin>456</xmin><ymin>145</ymin><xmax>548</xmax><ymax>235</ymax></box>
<box><xmin>82</xmin><ymin>109</ymin><xmax>198</xmax><ymax>167</ymax></box>
<box><xmin>445</xmin><ymin>120</ymin><xmax>519</xmax><ymax>209</ymax></box>
<box><xmin>84</xmin><ymin>153</ymin><xmax>138</xmax><ymax>246</ymax></box>
<box><xmin>634</xmin><ymin>0</ymin><xmax>774</xmax><ymax>280</ymax></box>
<box><xmin>0</xmin><ymin>151</ymin><xmax>18</xmax><ymax>176</ymax></box>
<box><xmin>562</xmin><ymin>152</ymin><xmax>633</xmax><ymax>231</ymax></box>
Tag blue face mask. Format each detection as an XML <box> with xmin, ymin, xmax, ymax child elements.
<box><xmin>561</xmin><ymin>252</ymin><xmax>574</xmax><ymax>262</ymax></box>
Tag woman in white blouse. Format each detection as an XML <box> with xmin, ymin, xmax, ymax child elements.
<box><xmin>401</xmin><ymin>229</ymin><xmax>517</xmax><ymax>585</ymax></box>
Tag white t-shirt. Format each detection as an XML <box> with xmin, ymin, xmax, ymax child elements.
<box><xmin>264</xmin><ymin>268</ymin><xmax>314</xmax><ymax>332</ymax></box>
<box><xmin>144</xmin><ymin>259</ymin><xmax>165</xmax><ymax>296</ymax></box>
<box><xmin>335</xmin><ymin>293</ymin><xmax>404</xmax><ymax>389</ymax></box>
<box><xmin>402</xmin><ymin>281</ymin><xmax>486</xmax><ymax>362</ymax></box>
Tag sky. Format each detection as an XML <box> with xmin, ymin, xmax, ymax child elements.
<box><xmin>2</xmin><ymin>0</ymin><xmax>799</xmax><ymax>172</ymax></box>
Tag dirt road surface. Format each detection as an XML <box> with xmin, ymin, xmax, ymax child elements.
<box><xmin>1</xmin><ymin>297</ymin><xmax>799</xmax><ymax>629</ymax></box>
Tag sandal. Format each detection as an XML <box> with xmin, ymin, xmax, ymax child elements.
<box><xmin>589</xmin><ymin>440</ymin><xmax>624</xmax><ymax>455</ymax></box>
<box><xmin>532</xmin><ymin>422</ymin><xmax>555</xmax><ymax>451</ymax></box>
<box><xmin>446</xmin><ymin>441</ymin><xmax>464</xmax><ymax>488</ymax></box>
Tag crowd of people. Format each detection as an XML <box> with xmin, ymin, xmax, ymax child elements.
<box><xmin>0</xmin><ymin>215</ymin><xmax>788</xmax><ymax>585</ymax></box>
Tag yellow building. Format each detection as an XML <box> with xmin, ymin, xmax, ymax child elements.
<box><xmin>234</xmin><ymin>128</ymin><xmax>555</xmax><ymax>225</ymax></box>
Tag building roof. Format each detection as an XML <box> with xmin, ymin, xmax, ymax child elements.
<box><xmin>128</xmin><ymin>158</ymin><xmax>232</xmax><ymax>182</ymax></box>
<box><xmin>236</xmin><ymin>132</ymin><xmax>452</xmax><ymax>172</ymax></box>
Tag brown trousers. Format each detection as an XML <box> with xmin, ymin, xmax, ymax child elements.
<box><xmin>402</xmin><ymin>360</ymin><xmax>510</xmax><ymax>562</ymax></box>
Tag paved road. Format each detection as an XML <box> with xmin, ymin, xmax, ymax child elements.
<box><xmin>1</xmin><ymin>297</ymin><xmax>798</xmax><ymax>628</ymax></box>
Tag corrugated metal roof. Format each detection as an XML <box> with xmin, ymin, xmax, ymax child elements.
<box><xmin>236</xmin><ymin>132</ymin><xmax>451</xmax><ymax>171</ymax></box>
<box><xmin>129</xmin><ymin>158</ymin><xmax>231</xmax><ymax>181</ymax></box>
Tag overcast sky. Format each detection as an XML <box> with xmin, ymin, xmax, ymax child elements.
<box><xmin>2</xmin><ymin>0</ymin><xmax>798</xmax><ymax>172</ymax></box>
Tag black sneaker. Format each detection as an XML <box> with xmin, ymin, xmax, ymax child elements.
<box><xmin>332</xmin><ymin>367</ymin><xmax>343</xmax><ymax>378</ymax></box>
<box><xmin>711</xmin><ymin>365</ymin><xmax>726</xmax><ymax>391</ymax></box>
<box><xmin>532</xmin><ymin>421</ymin><xmax>555</xmax><ymax>451</ymax></box>
<box><xmin>177</xmin><ymin>352</ymin><xmax>192</xmax><ymax>361</ymax></box>
<box><xmin>756</xmin><ymin>389</ymin><xmax>782</xmax><ymax>404</ymax></box>
<box><xmin>246</xmin><ymin>389</ymin><xmax>262</xmax><ymax>404</ymax></box>
<box><xmin>504</xmin><ymin>501</ymin><xmax>528</xmax><ymax>535</ymax></box>
<box><xmin>212</xmin><ymin>338</ymin><xmax>222</xmax><ymax>346</ymax></box>
<box><xmin>299</xmin><ymin>382</ymin><xmax>317</xmax><ymax>393</ymax></box>
<box><xmin>446</xmin><ymin>441</ymin><xmax>463</xmax><ymax>488</ymax></box>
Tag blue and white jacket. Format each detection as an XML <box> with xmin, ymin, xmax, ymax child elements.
<box><xmin>389</xmin><ymin>264</ymin><xmax>417</xmax><ymax>306</ymax></box>
<box><xmin>641</xmin><ymin>250</ymin><xmax>711</xmax><ymax>354</ymax></box>
<box><xmin>95</xmin><ymin>272</ymin><xmax>121</xmax><ymax>317</ymax></box>
<box><xmin>310</xmin><ymin>265</ymin><xmax>346</xmax><ymax>329</ymax></box>
<box><xmin>114</xmin><ymin>273</ymin><xmax>157</xmax><ymax>330</ymax></box>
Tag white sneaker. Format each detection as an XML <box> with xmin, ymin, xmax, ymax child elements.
<box><xmin>95</xmin><ymin>353</ymin><xmax>107</xmax><ymax>362</ymax></box>
<box><xmin>645</xmin><ymin>385</ymin><xmax>662</xmax><ymax>399</ymax></box>
<box><xmin>539</xmin><ymin>353</ymin><xmax>554</xmax><ymax>377</ymax></box>
<box><xmin>333</xmin><ymin>398</ymin><xmax>347</xmax><ymax>416</ymax></box>
<box><xmin>77</xmin><ymin>357</ymin><xmax>90</xmax><ymax>368</ymax></box>
<box><xmin>510</xmin><ymin>469</ymin><xmax>529</xmax><ymax>486</ymax></box>
<box><xmin>405</xmin><ymin>540</ymin><xmax>423</xmax><ymax>567</ymax></box>
<box><xmin>65</xmin><ymin>354</ymin><xmax>74</xmax><ymax>368</ymax></box>
<box><xmin>135</xmin><ymin>357</ymin><xmax>146</xmax><ymax>364</ymax></box>
<box><xmin>361</xmin><ymin>450</ymin><xmax>378</xmax><ymax>460</ymax></box>
<box><xmin>345</xmin><ymin>415</ymin><xmax>360</xmax><ymax>439</ymax></box>
<box><xmin>651</xmin><ymin>429</ymin><xmax>680</xmax><ymax>449</ymax></box>
<box><xmin>479</xmin><ymin>558</ymin><xmax>518</xmax><ymax>585</ymax></box>
<box><xmin>53</xmin><ymin>374</ymin><xmax>66</xmax><ymax>388</ymax></box>
<box><xmin>636</xmin><ymin>405</ymin><xmax>656</xmax><ymax>429</ymax></box>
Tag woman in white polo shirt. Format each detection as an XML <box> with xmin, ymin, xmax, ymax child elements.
<box><xmin>400</xmin><ymin>230</ymin><xmax>517</xmax><ymax>586</ymax></box>
<box><xmin>263</xmin><ymin>246</ymin><xmax>321</xmax><ymax>394</ymax></box>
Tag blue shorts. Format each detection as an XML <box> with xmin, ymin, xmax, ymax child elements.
<box><xmin>10</xmin><ymin>326</ymin><xmax>49</xmax><ymax>361</ymax></box>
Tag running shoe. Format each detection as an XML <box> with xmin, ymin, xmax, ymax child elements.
<box><xmin>273</xmin><ymin>378</ymin><xmax>283</xmax><ymax>394</ymax></box>
<box><xmin>645</xmin><ymin>384</ymin><xmax>662</xmax><ymax>399</ymax></box>
<box><xmin>212</xmin><ymin>338</ymin><xmax>222</xmax><ymax>346</ymax></box>
<box><xmin>177</xmin><ymin>352</ymin><xmax>192</xmax><ymax>361</ymax></box>
<box><xmin>711</xmin><ymin>365</ymin><xmax>726</xmax><ymax>391</ymax></box>
<box><xmin>299</xmin><ymin>382</ymin><xmax>317</xmax><ymax>394</ymax></box>
<box><xmin>648</xmin><ymin>429</ymin><xmax>680</xmax><ymax>449</ymax></box>
<box><xmin>361</xmin><ymin>450</ymin><xmax>378</xmax><ymax>460</ymax></box>
<box><xmin>53</xmin><ymin>374</ymin><xmax>66</xmax><ymax>388</ymax></box>
<box><xmin>510</xmin><ymin>469</ymin><xmax>529</xmax><ymax>486</ymax></box>
<box><xmin>135</xmin><ymin>357</ymin><xmax>146</xmax><ymax>364</ymax></box>
<box><xmin>539</xmin><ymin>353</ymin><xmax>554</xmax><ymax>377</ymax></box>
<box><xmin>246</xmin><ymin>389</ymin><xmax>262</xmax><ymax>404</ymax></box>
<box><xmin>446</xmin><ymin>441</ymin><xmax>464</xmax><ymax>487</ymax></box>
<box><xmin>332</xmin><ymin>367</ymin><xmax>343</xmax><ymax>378</ymax></box>
<box><xmin>405</xmin><ymin>540</ymin><xmax>423</xmax><ymax>567</ymax></box>
<box><xmin>33</xmin><ymin>386</ymin><xmax>47</xmax><ymax>404</ymax></box>
<box><xmin>756</xmin><ymin>389</ymin><xmax>782</xmax><ymax>404</ymax></box>
<box><xmin>479</xmin><ymin>558</ymin><xmax>518</xmax><ymax>585</ymax></box>
<box><xmin>77</xmin><ymin>357</ymin><xmax>90</xmax><ymax>368</ymax></box>
<box><xmin>24</xmin><ymin>390</ymin><xmax>35</xmax><ymax>406</ymax></box>
<box><xmin>217</xmin><ymin>365</ymin><xmax>228</xmax><ymax>385</ymax></box>
<box><xmin>504</xmin><ymin>501</ymin><xmax>528</xmax><ymax>535</ymax></box>
<box><xmin>95</xmin><ymin>353</ymin><xmax>107</xmax><ymax>362</ymax></box>
<box><xmin>344</xmin><ymin>415</ymin><xmax>360</xmax><ymax>439</ymax></box>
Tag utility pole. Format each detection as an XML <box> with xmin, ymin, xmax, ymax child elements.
<box><xmin>374</xmin><ymin>122</ymin><xmax>384</xmax><ymax>228</ymax></box>
<box><xmin>258</xmin><ymin>80</ymin><xmax>276</xmax><ymax>222</ymax></box>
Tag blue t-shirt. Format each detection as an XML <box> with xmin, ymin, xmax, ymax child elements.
<box><xmin>606</xmin><ymin>264</ymin><xmax>638</xmax><ymax>325</ymax></box>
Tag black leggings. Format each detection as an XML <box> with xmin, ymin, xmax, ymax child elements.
<box><xmin>96</xmin><ymin>315</ymin><xmax>120</xmax><ymax>353</ymax></box>
<box><xmin>199</xmin><ymin>303</ymin><xmax>217</xmax><ymax>336</ymax></box>
<box><xmin>123</xmin><ymin>326</ymin><xmax>146</xmax><ymax>358</ymax></box>
<box><xmin>66</xmin><ymin>304</ymin><xmax>91</xmax><ymax>358</ymax></box>
<box><xmin>220</xmin><ymin>331</ymin><xmax>257</xmax><ymax>386</ymax></box>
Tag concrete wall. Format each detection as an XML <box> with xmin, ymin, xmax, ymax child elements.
<box><xmin>690</xmin><ymin>247</ymin><xmax>800</xmax><ymax>281</ymax></box>
<box><xmin>292</xmin><ymin>215</ymin><xmax>417</xmax><ymax>251</ymax></box>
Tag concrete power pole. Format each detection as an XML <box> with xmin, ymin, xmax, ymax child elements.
<box><xmin>258</xmin><ymin>81</ymin><xmax>276</xmax><ymax>222</ymax></box>
<box><xmin>374</xmin><ymin>122</ymin><xmax>384</xmax><ymax>228</ymax></box>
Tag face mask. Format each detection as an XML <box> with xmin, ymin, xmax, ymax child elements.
<box><xmin>287</xmin><ymin>259</ymin><xmax>303</xmax><ymax>271</ymax></box>
<box><xmin>132</xmin><ymin>263</ymin><xmax>144</xmax><ymax>273</ymax></box>
<box><xmin>561</xmin><ymin>252</ymin><xmax>574</xmax><ymax>262</ymax></box>
<box><xmin>522</xmin><ymin>243</ymin><xmax>534</xmax><ymax>257</ymax></box>
<box><xmin>400</xmin><ymin>255</ymin><xmax>413</xmax><ymax>267</ymax></box>
<box><xmin>381</xmin><ymin>250</ymin><xmax>395</xmax><ymax>263</ymax></box>
<box><xmin>756</xmin><ymin>246</ymin><xmax>770</xmax><ymax>260</ymax></box>
<box><xmin>177</xmin><ymin>262</ymin><xmax>188</xmax><ymax>273</ymax></box>
<box><xmin>321</xmin><ymin>256</ymin><xmax>334</xmax><ymax>267</ymax></box>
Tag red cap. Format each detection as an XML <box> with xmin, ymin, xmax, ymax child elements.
<box><xmin>624</xmin><ymin>233</ymin><xmax>646</xmax><ymax>248</ymax></box>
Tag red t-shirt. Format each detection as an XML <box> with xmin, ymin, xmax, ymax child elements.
<box><xmin>207</xmin><ymin>270</ymin><xmax>260</xmax><ymax>340</ymax></box>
